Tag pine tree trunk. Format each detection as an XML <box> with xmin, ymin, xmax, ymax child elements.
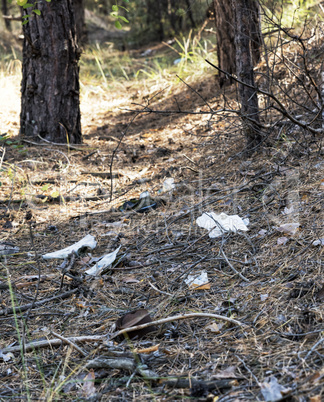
<box><xmin>20</xmin><ymin>0</ymin><xmax>82</xmax><ymax>144</ymax></box>
<box><xmin>213</xmin><ymin>0</ymin><xmax>261</xmax><ymax>87</ymax></box>
<box><xmin>213</xmin><ymin>0</ymin><xmax>236</xmax><ymax>86</ymax></box>
<box><xmin>232</xmin><ymin>0</ymin><xmax>262</xmax><ymax>149</ymax></box>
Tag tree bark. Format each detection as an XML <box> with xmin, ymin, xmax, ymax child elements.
<box><xmin>213</xmin><ymin>0</ymin><xmax>236</xmax><ymax>86</ymax></box>
<box><xmin>20</xmin><ymin>0</ymin><xmax>82</xmax><ymax>144</ymax></box>
<box><xmin>213</xmin><ymin>0</ymin><xmax>261</xmax><ymax>87</ymax></box>
<box><xmin>232</xmin><ymin>0</ymin><xmax>262</xmax><ymax>149</ymax></box>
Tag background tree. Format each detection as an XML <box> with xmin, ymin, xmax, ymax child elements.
<box><xmin>20</xmin><ymin>0</ymin><xmax>81</xmax><ymax>144</ymax></box>
<box><xmin>2</xmin><ymin>0</ymin><xmax>12</xmax><ymax>30</ymax></box>
<box><xmin>213</xmin><ymin>0</ymin><xmax>261</xmax><ymax>86</ymax></box>
<box><xmin>232</xmin><ymin>0</ymin><xmax>262</xmax><ymax>149</ymax></box>
<box><xmin>73</xmin><ymin>0</ymin><xmax>87</xmax><ymax>45</ymax></box>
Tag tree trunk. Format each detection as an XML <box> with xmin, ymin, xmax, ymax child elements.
<box><xmin>213</xmin><ymin>0</ymin><xmax>261</xmax><ymax>87</ymax></box>
<box><xmin>185</xmin><ymin>0</ymin><xmax>196</xmax><ymax>29</ymax></box>
<box><xmin>73</xmin><ymin>0</ymin><xmax>87</xmax><ymax>45</ymax></box>
<box><xmin>232</xmin><ymin>0</ymin><xmax>262</xmax><ymax>149</ymax></box>
<box><xmin>20</xmin><ymin>0</ymin><xmax>82</xmax><ymax>144</ymax></box>
<box><xmin>2</xmin><ymin>0</ymin><xmax>11</xmax><ymax>31</ymax></box>
<box><xmin>213</xmin><ymin>0</ymin><xmax>236</xmax><ymax>86</ymax></box>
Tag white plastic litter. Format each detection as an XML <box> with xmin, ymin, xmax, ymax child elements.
<box><xmin>276</xmin><ymin>223</ymin><xmax>299</xmax><ymax>236</ymax></box>
<box><xmin>196</xmin><ymin>212</ymin><xmax>249</xmax><ymax>238</ymax></box>
<box><xmin>139</xmin><ymin>191</ymin><xmax>150</xmax><ymax>199</ymax></box>
<box><xmin>185</xmin><ymin>270</ymin><xmax>210</xmax><ymax>289</ymax></box>
<box><xmin>162</xmin><ymin>178</ymin><xmax>175</xmax><ymax>192</ymax></box>
<box><xmin>260</xmin><ymin>376</ymin><xmax>290</xmax><ymax>402</ymax></box>
<box><xmin>312</xmin><ymin>238</ymin><xmax>324</xmax><ymax>246</ymax></box>
<box><xmin>42</xmin><ymin>234</ymin><xmax>97</xmax><ymax>259</ymax></box>
<box><xmin>85</xmin><ymin>246</ymin><xmax>121</xmax><ymax>276</ymax></box>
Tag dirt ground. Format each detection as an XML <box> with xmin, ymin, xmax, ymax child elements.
<box><xmin>1</xmin><ymin>19</ymin><xmax>324</xmax><ymax>402</ymax></box>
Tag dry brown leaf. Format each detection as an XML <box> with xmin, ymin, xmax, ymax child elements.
<box><xmin>81</xmin><ymin>369</ymin><xmax>96</xmax><ymax>398</ymax></box>
<box><xmin>115</xmin><ymin>308</ymin><xmax>156</xmax><ymax>339</ymax></box>
<box><xmin>205</xmin><ymin>322</ymin><xmax>224</xmax><ymax>334</ymax></box>
<box><xmin>310</xmin><ymin>397</ymin><xmax>321</xmax><ymax>402</ymax></box>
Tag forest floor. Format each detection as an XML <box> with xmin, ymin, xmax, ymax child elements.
<box><xmin>0</xmin><ymin>11</ymin><xmax>324</xmax><ymax>402</ymax></box>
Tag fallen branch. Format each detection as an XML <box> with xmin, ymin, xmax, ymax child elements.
<box><xmin>1</xmin><ymin>335</ymin><xmax>104</xmax><ymax>354</ymax></box>
<box><xmin>1</xmin><ymin>313</ymin><xmax>246</xmax><ymax>354</ymax></box>
<box><xmin>109</xmin><ymin>312</ymin><xmax>246</xmax><ymax>340</ymax></box>
<box><xmin>0</xmin><ymin>289</ymin><xmax>78</xmax><ymax>316</ymax></box>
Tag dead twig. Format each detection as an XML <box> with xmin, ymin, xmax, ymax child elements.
<box><xmin>220</xmin><ymin>248</ymin><xmax>250</xmax><ymax>282</ymax></box>
<box><xmin>51</xmin><ymin>331</ymin><xmax>88</xmax><ymax>357</ymax></box>
<box><xmin>0</xmin><ymin>289</ymin><xmax>78</xmax><ymax>316</ymax></box>
<box><xmin>109</xmin><ymin>312</ymin><xmax>246</xmax><ymax>340</ymax></box>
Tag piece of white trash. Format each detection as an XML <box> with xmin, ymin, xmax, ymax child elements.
<box><xmin>196</xmin><ymin>212</ymin><xmax>249</xmax><ymax>238</ymax></box>
<box><xmin>162</xmin><ymin>178</ymin><xmax>175</xmax><ymax>192</ymax></box>
<box><xmin>185</xmin><ymin>270</ymin><xmax>210</xmax><ymax>289</ymax></box>
<box><xmin>42</xmin><ymin>234</ymin><xmax>97</xmax><ymax>259</ymax></box>
<box><xmin>276</xmin><ymin>223</ymin><xmax>299</xmax><ymax>236</ymax></box>
<box><xmin>85</xmin><ymin>246</ymin><xmax>121</xmax><ymax>276</ymax></box>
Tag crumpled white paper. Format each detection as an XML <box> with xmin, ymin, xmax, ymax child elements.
<box><xmin>162</xmin><ymin>178</ymin><xmax>175</xmax><ymax>192</ymax></box>
<box><xmin>196</xmin><ymin>212</ymin><xmax>249</xmax><ymax>238</ymax></box>
<box><xmin>42</xmin><ymin>234</ymin><xmax>97</xmax><ymax>259</ymax></box>
<box><xmin>85</xmin><ymin>246</ymin><xmax>121</xmax><ymax>276</ymax></box>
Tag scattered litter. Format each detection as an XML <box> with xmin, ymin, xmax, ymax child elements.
<box><xmin>162</xmin><ymin>178</ymin><xmax>175</xmax><ymax>192</ymax></box>
<box><xmin>42</xmin><ymin>235</ymin><xmax>97</xmax><ymax>259</ymax></box>
<box><xmin>174</xmin><ymin>58</ymin><xmax>185</xmax><ymax>65</ymax></box>
<box><xmin>119</xmin><ymin>192</ymin><xmax>157</xmax><ymax>213</ymax></box>
<box><xmin>260</xmin><ymin>376</ymin><xmax>291</xmax><ymax>401</ymax></box>
<box><xmin>281</xmin><ymin>206</ymin><xmax>295</xmax><ymax>215</ymax></box>
<box><xmin>196</xmin><ymin>212</ymin><xmax>249</xmax><ymax>238</ymax></box>
<box><xmin>139</xmin><ymin>190</ymin><xmax>150</xmax><ymax>199</ymax></box>
<box><xmin>312</xmin><ymin>238</ymin><xmax>324</xmax><ymax>246</ymax></box>
<box><xmin>212</xmin><ymin>366</ymin><xmax>238</xmax><ymax>379</ymax></box>
<box><xmin>85</xmin><ymin>246</ymin><xmax>121</xmax><ymax>276</ymax></box>
<box><xmin>260</xmin><ymin>294</ymin><xmax>269</xmax><ymax>301</ymax></box>
<box><xmin>185</xmin><ymin>270</ymin><xmax>210</xmax><ymax>290</ymax></box>
<box><xmin>104</xmin><ymin>221</ymin><xmax>127</xmax><ymax>228</ymax></box>
<box><xmin>277</xmin><ymin>237</ymin><xmax>289</xmax><ymax>246</ymax></box>
<box><xmin>141</xmin><ymin>49</ymin><xmax>152</xmax><ymax>57</ymax></box>
<box><xmin>276</xmin><ymin>223</ymin><xmax>299</xmax><ymax>236</ymax></box>
<box><xmin>258</xmin><ymin>229</ymin><xmax>267</xmax><ymax>237</ymax></box>
<box><xmin>0</xmin><ymin>242</ymin><xmax>19</xmax><ymax>256</ymax></box>
<box><xmin>0</xmin><ymin>350</ymin><xmax>14</xmax><ymax>362</ymax></box>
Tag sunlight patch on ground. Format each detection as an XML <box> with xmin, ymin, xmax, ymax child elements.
<box><xmin>0</xmin><ymin>73</ymin><xmax>21</xmax><ymax>135</ymax></box>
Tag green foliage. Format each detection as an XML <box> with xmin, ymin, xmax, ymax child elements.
<box><xmin>0</xmin><ymin>133</ymin><xmax>24</xmax><ymax>150</ymax></box>
<box><xmin>110</xmin><ymin>1</ymin><xmax>129</xmax><ymax>29</ymax></box>
<box><xmin>9</xmin><ymin>0</ymin><xmax>51</xmax><ymax>24</ymax></box>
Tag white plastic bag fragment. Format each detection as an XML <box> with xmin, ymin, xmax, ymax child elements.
<box><xmin>312</xmin><ymin>238</ymin><xmax>324</xmax><ymax>246</ymax></box>
<box><xmin>85</xmin><ymin>246</ymin><xmax>121</xmax><ymax>276</ymax></box>
<box><xmin>185</xmin><ymin>270</ymin><xmax>210</xmax><ymax>290</ymax></box>
<box><xmin>42</xmin><ymin>235</ymin><xmax>97</xmax><ymax>260</ymax></box>
<box><xmin>196</xmin><ymin>212</ymin><xmax>249</xmax><ymax>238</ymax></box>
<box><xmin>0</xmin><ymin>350</ymin><xmax>14</xmax><ymax>362</ymax></box>
<box><xmin>261</xmin><ymin>376</ymin><xmax>291</xmax><ymax>402</ymax></box>
<box><xmin>276</xmin><ymin>223</ymin><xmax>299</xmax><ymax>236</ymax></box>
